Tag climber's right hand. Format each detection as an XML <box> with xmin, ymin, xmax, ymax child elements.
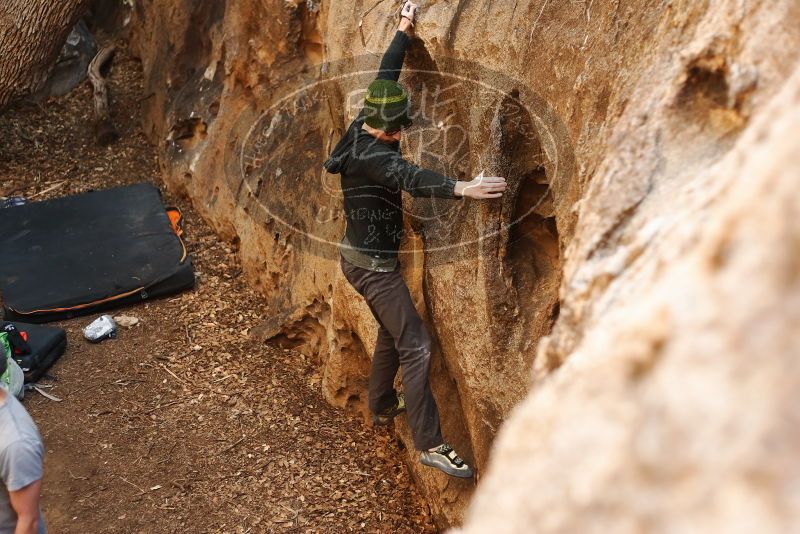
<box><xmin>399</xmin><ymin>2</ymin><xmax>419</xmax><ymax>34</ymax></box>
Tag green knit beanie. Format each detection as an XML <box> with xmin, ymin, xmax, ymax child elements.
<box><xmin>363</xmin><ymin>79</ymin><xmax>413</xmax><ymax>132</ymax></box>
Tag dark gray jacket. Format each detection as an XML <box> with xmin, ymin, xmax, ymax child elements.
<box><xmin>324</xmin><ymin>31</ymin><xmax>458</xmax><ymax>261</ymax></box>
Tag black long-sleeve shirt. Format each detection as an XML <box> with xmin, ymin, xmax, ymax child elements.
<box><xmin>324</xmin><ymin>31</ymin><xmax>458</xmax><ymax>271</ymax></box>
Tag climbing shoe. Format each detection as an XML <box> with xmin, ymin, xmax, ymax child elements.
<box><xmin>372</xmin><ymin>392</ymin><xmax>406</xmax><ymax>426</ymax></box>
<box><xmin>420</xmin><ymin>443</ymin><xmax>474</xmax><ymax>478</ymax></box>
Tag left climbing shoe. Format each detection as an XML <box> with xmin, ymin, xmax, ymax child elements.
<box><xmin>372</xmin><ymin>392</ymin><xmax>406</xmax><ymax>426</ymax></box>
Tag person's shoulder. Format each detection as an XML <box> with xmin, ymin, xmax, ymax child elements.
<box><xmin>0</xmin><ymin>434</ymin><xmax>43</xmax><ymax>468</ymax></box>
<box><xmin>0</xmin><ymin>435</ymin><xmax>36</xmax><ymax>470</ymax></box>
<box><xmin>0</xmin><ymin>437</ymin><xmax>44</xmax><ymax>492</ymax></box>
<box><xmin>0</xmin><ymin>397</ymin><xmax>42</xmax><ymax>446</ymax></box>
<box><xmin>0</xmin><ymin>414</ymin><xmax>24</xmax><ymax>446</ymax></box>
<box><xmin>0</xmin><ymin>435</ymin><xmax>26</xmax><ymax>453</ymax></box>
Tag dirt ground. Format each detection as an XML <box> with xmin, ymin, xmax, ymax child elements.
<box><xmin>0</xmin><ymin>39</ymin><xmax>435</xmax><ymax>533</ymax></box>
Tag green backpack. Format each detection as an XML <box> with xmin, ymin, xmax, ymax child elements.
<box><xmin>0</xmin><ymin>332</ymin><xmax>24</xmax><ymax>399</ymax></box>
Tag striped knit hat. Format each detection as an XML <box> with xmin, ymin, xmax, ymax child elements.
<box><xmin>363</xmin><ymin>79</ymin><xmax>413</xmax><ymax>132</ymax></box>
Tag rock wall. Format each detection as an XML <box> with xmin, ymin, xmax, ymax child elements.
<box><xmin>128</xmin><ymin>0</ymin><xmax>800</xmax><ymax>529</ymax></box>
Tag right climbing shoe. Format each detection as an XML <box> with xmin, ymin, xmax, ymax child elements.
<box><xmin>420</xmin><ymin>443</ymin><xmax>474</xmax><ymax>478</ymax></box>
<box><xmin>372</xmin><ymin>392</ymin><xmax>406</xmax><ymax>426</ymax></box>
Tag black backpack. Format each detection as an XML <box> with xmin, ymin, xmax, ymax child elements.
<box><xmin>2</xmin><ymin>322</ymin><xmax>67</xmax><ymax>383</ymax></box>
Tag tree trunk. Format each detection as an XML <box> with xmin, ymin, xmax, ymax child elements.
<box><xmin>0</xmin><ymin>0</ymin><xmax>90</xmax><ymax>109</ymax></box>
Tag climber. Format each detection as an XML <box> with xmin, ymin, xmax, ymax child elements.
<box><xmin>324</xmin><ymin>1</ymin><xmax>506</xmax><ymax>478</ymax></box>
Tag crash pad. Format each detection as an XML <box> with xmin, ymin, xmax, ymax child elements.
<box><xmin>0</xmin><ymin>183</ymin><xmax>195</xmax><ymax>322</ymax></box>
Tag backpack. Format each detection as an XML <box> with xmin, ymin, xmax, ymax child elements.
<box><xmin>1</xmin><ymin>322</ymin><xmax>67</xmax><ymax>383</ymax></box>
<box><xmin>0</xmin><ymin>332</ymin><xmax>24</xmax><ymax>399</ymax></box>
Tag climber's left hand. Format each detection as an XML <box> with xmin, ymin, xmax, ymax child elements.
<box><xmin>454</xmin><ymin>172</ymin><xmax>508</xmax><ymax>199</ymax></box>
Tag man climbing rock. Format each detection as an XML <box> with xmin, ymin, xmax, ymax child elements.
<box><xmin>0</xmin><ymin>370</ymin><xmax>46</xmax><ymax>534</ymax></box>
<box><xmin>324</xmin><ymin>1</ymin><xmax>507</xmax><ymax>479</ymax></box>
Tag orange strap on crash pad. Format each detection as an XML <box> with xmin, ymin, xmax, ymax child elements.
<box><xmin>166</xmin><ymin>207</ymin><xmax>184</xmax><ymax>237</ymax></box>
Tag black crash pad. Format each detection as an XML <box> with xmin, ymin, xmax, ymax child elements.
<box><xmin>0</xmin><ymin>183</ymin><xmax>194</xmax><ymax>322</ymax></box>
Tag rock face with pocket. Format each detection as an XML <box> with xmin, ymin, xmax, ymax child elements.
<box><xmin>127</xmin><ymin>0</ymin><xmax>800</xmax><ymax>529</ymax></box>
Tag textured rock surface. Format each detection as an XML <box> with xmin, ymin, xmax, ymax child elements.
<box><xmin>128</xmin><ymin>0</ymin><xmax>800</xmax><ymax>529</ymax></box>
<box><xmin>456</xmin><ymin>2</ymin><xmax>800</xmax><ymax>532</ymax></box>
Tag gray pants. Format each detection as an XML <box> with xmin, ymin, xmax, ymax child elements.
<box><xmin>341</xmin><ymin>258</ymin><xmax>444</xmax><ymax>451</ymax></box>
